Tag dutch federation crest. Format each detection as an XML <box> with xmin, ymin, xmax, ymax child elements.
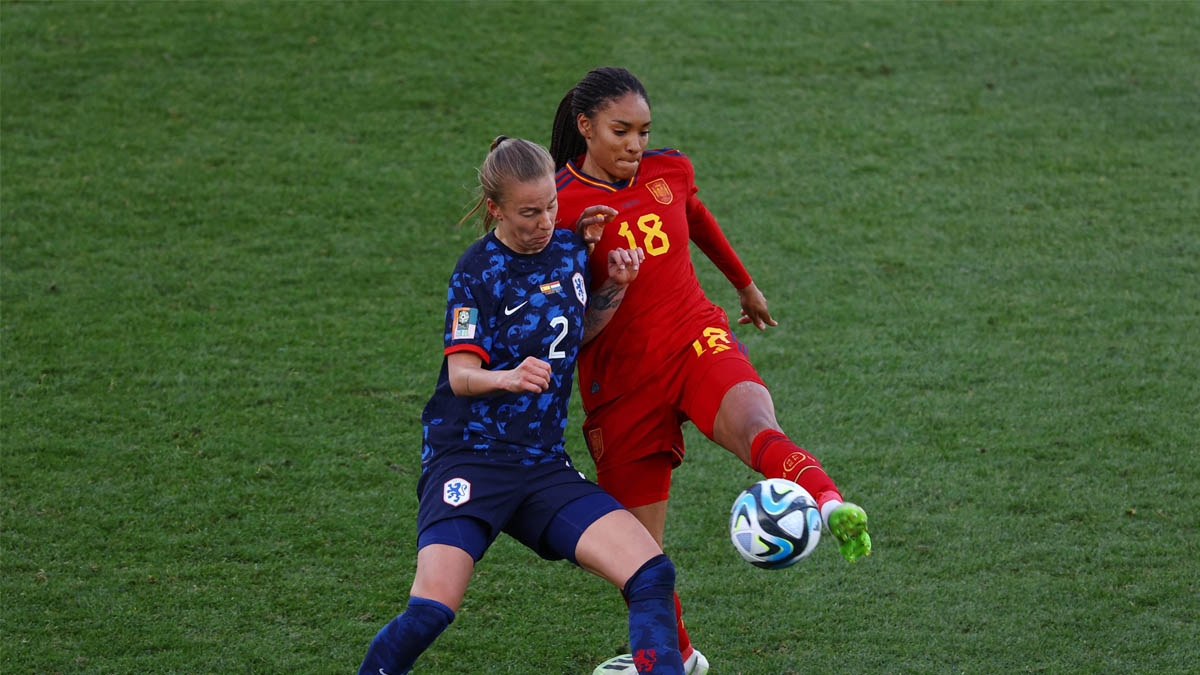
<box><xmin>646</xmin><ymin>178</ymin><xmax>673</xmax><ymax>205</ymax></box>
<box><xmin>572</xmin><ymin>273</ymin><xmax>587</xmax><ymax>305</ymax></box>
<box><xmin>443</xmin><ymin>477</ymin><xmax>471</xmax><ymax>507</ymax></box>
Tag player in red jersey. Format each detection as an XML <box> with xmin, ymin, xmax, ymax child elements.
<box><xmin>550</xmin><ymin>67</ymin><xmax>872</xmax><ymax>674</ymax></box>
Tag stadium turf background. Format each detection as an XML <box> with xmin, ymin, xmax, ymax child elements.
<box><xmin>2</xmin><ymin>1</ymin><xmax>1197</xmax><ymax>672</ymax></box>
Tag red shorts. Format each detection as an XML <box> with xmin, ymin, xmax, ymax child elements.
<box><xmin>582</xmin><ymin>322</ymin><xmax>764</xmax><ymax>508</ymax></box>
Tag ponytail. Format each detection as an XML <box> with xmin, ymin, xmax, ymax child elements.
<box><xmin>550</xmin><ymin>91</ymin><xmax>587</xmax><ymax>171</ymax></box>
<box><xmin>460</xmin><ymin>136</ymin><xmax>554</xmax><ymax>232</ymax></box>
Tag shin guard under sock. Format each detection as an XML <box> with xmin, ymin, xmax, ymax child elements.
<box><xmin>750</xmin><ymin>429</ymin><xmax>842</xmax><ymax>507</ymax></box>
<box><xmin>623</xmin><ymin>554</ymin><xmax>684</xmax><ymax>674</ymax></box>
<box><xmin>358</xmin><ymin>596</ymin><xmax>454</xmax><ymax>675</ymax></box>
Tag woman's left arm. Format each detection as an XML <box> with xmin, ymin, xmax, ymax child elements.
<box><xmin>687</xmin><ymin>194</ymin><xmax>777</xmax><ymax>330</ymax></box>
<box><xmin>735</xmin><ymin>281</ymin><xmax>777</xmax><ymax>331</ymax></box>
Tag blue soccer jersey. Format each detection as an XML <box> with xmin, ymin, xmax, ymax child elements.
<box><xmin>420</xmin><ymin>229</ymin><xmax>591</xmax><ymax>469</ymax></box>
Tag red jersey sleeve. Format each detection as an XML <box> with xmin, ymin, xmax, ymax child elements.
<box><xmin>684</xmin><ymin>157</ymin><xmax>753</xmax><ymax>289</ymax></box>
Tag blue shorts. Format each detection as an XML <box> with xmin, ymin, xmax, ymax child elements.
<box><xmin>416</xmin><ymin>453</ymin><xmax>621</xmax><ymax>564</ymax></box>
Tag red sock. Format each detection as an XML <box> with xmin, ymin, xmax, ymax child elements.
<box><xmin>675</xmin><ymin>591</ymin><xmax>693</xmax><ymax>661</ymax></box>
<box><xmin>750</xmin><ymin>429</ymin><xmax>842</xmax><ymax>506</ymax></box>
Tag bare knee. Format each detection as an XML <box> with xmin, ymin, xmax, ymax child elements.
<box><xmin>409</xmin><ymin>544</ymin><xmax>474</xmax><ymax>612</ymax></box>
<box><xmin>574</xmin><ymin>510</ymin><xmax>664</xmax><ymax>588</ymax></box>
<box><xmin>712</xmin><ymin>381</ymin><xmax>780</xmax><ymax>463</ymax></box>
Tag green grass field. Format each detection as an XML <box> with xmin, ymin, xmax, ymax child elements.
<box><xmin>3</xmin><ymin>1</ymin><xmax>1198</xmax><ymax>673</ymax></box>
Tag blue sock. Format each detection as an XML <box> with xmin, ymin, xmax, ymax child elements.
<box><xmin>358</xmin><ymin>596</ymin><xmax>455</xmax><ymax>675</ymax></box>
<box><xmin>622</xmin><ymin>554</ymin><xmax>684</xmax><ymax>674</ymax></box>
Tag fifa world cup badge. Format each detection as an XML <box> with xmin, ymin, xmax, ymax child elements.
<box><xmin>451</xmin><ymin>307</ymin><xmax>477</xmax><ymax>340</ymax></box>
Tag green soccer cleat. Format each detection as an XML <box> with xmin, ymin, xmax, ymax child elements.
<box><xmin>828</xmin><ymin>502</ymin><xmax>872</xmax><ymax>562</ymax></box>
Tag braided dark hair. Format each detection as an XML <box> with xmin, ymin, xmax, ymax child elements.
<box><xmin>549</xmin><ymin>67</ymin><xmax>650</xmax><ymax>170</ymax></box>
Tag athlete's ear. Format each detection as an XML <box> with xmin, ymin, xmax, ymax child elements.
<box><xmin>486</xmin><ymin>198</ymin><xmax>502</xmax><ymax>222</ymax></box>
<box><xmin>576</xmin><ymin>112</ymin><xmax>592</xmax><ymax>140</ymax></box>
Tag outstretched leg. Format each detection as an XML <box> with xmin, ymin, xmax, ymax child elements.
<box><xmin>710</xmin><ymin>381</ymin><xmax>871</xmax><ymax>562</ymax></box>
<box><xmin>709</xmin><ymin>381</ymin><xmax>839</xmax><ymax>499</ymax></box>
<box><xmin>573</xmin><ymin>508</ymin><xmax>684</xmax><ymax>674</ymax></box>
<box><xmin>358</xmin><ymin>543</ymin><xmax>473</xmax><ymax>674</ymax></box>
<box><xmin>625</xmin><ymin>501</ymin><xmax>698</xmax><ymax>668</ymax></box>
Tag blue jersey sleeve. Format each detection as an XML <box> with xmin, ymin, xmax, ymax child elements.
<box><xmin>443</xmin><ymin>260</ymin><xmax>496</xmax><ymax>364</ymax></box>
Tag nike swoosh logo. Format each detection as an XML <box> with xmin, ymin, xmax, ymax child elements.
<box><xmin>504</xmin><ymin>301</ymin><xmax>528</xmax><ymax>316</ymax></box>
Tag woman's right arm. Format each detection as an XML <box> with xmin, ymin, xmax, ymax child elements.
<box><xmin>574</xmin><ymin>205</ymin><xmax>618</xmax><ymax>244</ymax></box>
<box><xmin>447</xmin><ymin>352</ymin><xmax>552</xmax><ymax>397</ymax></box>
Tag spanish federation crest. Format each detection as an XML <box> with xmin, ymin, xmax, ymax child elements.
<box><xmin>572</xmin><ymin>273</ymin><xmax>587</xmax><ymax>305</ymax></box>
<box><xmin>646</xmin><ymin>177</ymin><xmax>673</xmax><ymax>205</ymax></box>
<box><xmin>587</xmin><ymin>428</ymin><xmax>605</xmax><ymax>462</ymax></box>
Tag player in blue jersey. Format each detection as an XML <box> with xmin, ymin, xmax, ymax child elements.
<box><xmin>357</xmin><ymin>137</ymin><xmax>684</xmax><ymax>675</ymax></box>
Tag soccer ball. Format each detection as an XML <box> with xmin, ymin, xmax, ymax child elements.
<box><xmin>729</xmin><ymin>478</ymin><xmax>822</xmax><ymax>569</ymax></box>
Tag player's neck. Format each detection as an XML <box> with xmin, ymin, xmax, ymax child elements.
<box><xmin>580</xmin><ymin>154</ymin><xmax>622</xmax><ymax>184</ymax></box>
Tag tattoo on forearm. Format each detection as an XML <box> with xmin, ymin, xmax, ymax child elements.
<box><xmin>583</xmin><ymin>283</ymin><xmax>625</xmax><ymax>336</ymax></box>
<box><xmin>590</xmin><ymin>283</ymin><xmax>623</xmax><ymax>311</ymax></box>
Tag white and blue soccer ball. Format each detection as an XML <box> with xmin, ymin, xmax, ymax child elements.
<box><xmin>729</xmin><ymin>478</ymin><xmax>822</xmax><ymax>569</ymax></box>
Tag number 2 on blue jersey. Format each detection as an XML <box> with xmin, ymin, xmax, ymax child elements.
<box><xmin>548</xmin><ymin>316</ymin><xmax>568</xmax><ymax>359</ymax></box>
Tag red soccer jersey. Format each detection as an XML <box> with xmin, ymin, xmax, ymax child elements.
<box><xmin>555</xmin><ymin>148</ymin><xmax>752</xmax><ymax>412</ymax></box>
